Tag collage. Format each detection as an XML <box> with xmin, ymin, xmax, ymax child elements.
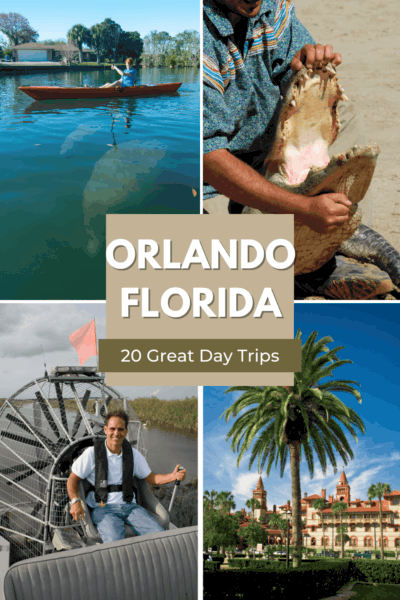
<box><xmin>0</xmin><ymin>0</ymin><xmax>399</xmax><ymax>599</ymax></box>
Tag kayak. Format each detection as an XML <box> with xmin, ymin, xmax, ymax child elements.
<box><xmin>19</xmin><ymin>82</ymin><xmax>182</xmax><ymax>100</ymax></box>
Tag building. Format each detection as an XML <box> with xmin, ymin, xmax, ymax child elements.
<box><xmin>301</xmin><ymin>470</ymin><xmax>400</xmax><ymax>550</ymax></box>
<box><xmin>242</xmin><ymin>471</ymin><xmax>400</xmax><ymax>551</ymax></box>
<box><xmin>11</xmin><ymin>43</ymin><xmax>96</xmax><ymax>62</ymax></box>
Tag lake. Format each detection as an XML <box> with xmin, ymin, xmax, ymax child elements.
<box><xmin>0</xmin><ymin>67</ymin><xmax>200</xmax><ymax>300</ymax></box>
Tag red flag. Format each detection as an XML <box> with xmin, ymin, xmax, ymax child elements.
<box><xmin>69</xmin><ymin>320</ymin><xmax>97</xmax><ymax>365</ymax></box>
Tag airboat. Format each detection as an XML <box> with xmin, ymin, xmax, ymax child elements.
<box><xmin>0</xmin><ymin>366</ymin><xmax>197</xmax><ymax>594</ymax></box>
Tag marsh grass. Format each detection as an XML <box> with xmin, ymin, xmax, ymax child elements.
<box><xmin>129</xmin><ymin>397</ymin><xmax>197</xmax><ymax>432</ymax></box>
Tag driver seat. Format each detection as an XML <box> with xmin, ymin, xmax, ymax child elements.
<box><xmin>77</xmin><ymin>477</ymin><xmax>169</xmax><ymax>544</ymax></box>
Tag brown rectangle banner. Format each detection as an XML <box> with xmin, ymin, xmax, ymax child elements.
<box><xmin>105</xmin><ymin>214</ymin><xmax>296</xmax><ymax>385</ymax></box>
<box><xmin>100</xmin><ymin>339</ymin><xmax>301</xmax><ymax>372</ymax></box>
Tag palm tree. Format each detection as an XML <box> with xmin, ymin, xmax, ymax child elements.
<box><xmin>332</xmin><ymin>502</ymin><xmax>348</xmax><ymax>558</ymax></box>
<box><xmin>245</xmin><ymin>498</ymin><xmax>261</xmax><ymax>521</ymax></box>
<box><xmin>203</xmin><ymin>489</ymin><xmax>218</xmax><ymax>511</ymax></box>
<box><xmin>313</xmin><ymin>498</ymin><xmax>327</xmax><ymax>553</ymax></box>
<box><xmin>89</xmin><ymin>23</ymin><xmax>105</xmax><ymax>65</ymax></box>
<box><xmin>268</xmin><ymin>512</ymin><xmax>286</xmax><ymax>553</ymax></box>
<box><xmin>67</xmin><ymin>24</ymin><xmax>90</xmax><ymax>63</ymax></box>
<box><xmin>222</xmin><ymin>330</ymin><xmax>365</xmax><ymax>567</ymax></box>
<box><xmin>216</xmin><ymin>491</ymin><xmax>236</xmax><ymax>514</ymax></box>
<box><xmin>368</xmin><ymin>482</ymin><xmax>392</xmax><ymax>560</ymax></box>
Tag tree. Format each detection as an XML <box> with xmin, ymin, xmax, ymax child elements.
<box><xmin>332</xmin><ymin>502</ymin><xmax>348</xmax><ymax>558</ymax></box>
<box><xmin>117</xmin><ymin>31</ymin><xmax>143</xmax><ymax>61</ymax></box>
<box><xmin>88</xmin><ymin>24</ymin><xmax>105</xmax><ymax>65</ymax></box>
<box><xmin>313</xmin><ymin>498</ymin><xmax>327</xmax><ymax>553</ymax></box>
<box><xmin>58</xmin><ymin>44</ymin><xmax>78</xmax><ymax>65</ymax></box>
<box><xmin>67</xmin><ymin>24</ymin><xmax>90</xmax><ymax>63</ymax></box>
<box><xmin>98</xmin><ymin>19</ymin><xmax>122</xmax><ymax>62</ymax></box>
<box><xmin>240</xmin><ymin>520</ymin><xmax>267</xmax><ymax>558</ymax></box>
<box><xmin>268</xmin><ymin>513</ymin><xmax>286</xmax><ymax>551</ymax></box>
<box><xmin>223</xmin><ymin>330</ymin><xmax>365</xmax><ymax>568</ymax></box>
<box><xmin>368</xmin><ymin>482</ymin><xmax>392</xmax><ymax>560</ymax></box>
<box><xmin>203</xmin><ymin>490</ymin><xmax>239</xmax><ymax>553</ymax></box>
<box><xmin>0</xmin><ymin>13</ymin><xmax>38</xmax><ymax>46</ymax></box>
<box><xmin>245</xmin><ymin>498</ymin><xmax>260</xmax><ymax>521</ymax></box>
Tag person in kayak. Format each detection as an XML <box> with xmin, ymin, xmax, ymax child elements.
<box><xmin>67</xmin><ymin>410</ymin><xmax>186</xmax><ymax>543</ymax></box>
<box><xmin>101</xmin><ymin>57</ymin><xmax>137</xmax><ymax>88</ymax></box>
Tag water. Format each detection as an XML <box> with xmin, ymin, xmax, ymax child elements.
<box><xmin>143</xmin><ymin>426</ymin><xmax>197</xmax><ymax>485</ymax></box>
<box><xmin>0</xmin><ymin>67</ymin><xmax>200</xmax><ymax>300</ymax></box>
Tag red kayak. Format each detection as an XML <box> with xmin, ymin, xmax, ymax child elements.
<box><xmin>19</xmin><ymin>82</ymin><xmax>182</xmax><ymax>100</ymax></box>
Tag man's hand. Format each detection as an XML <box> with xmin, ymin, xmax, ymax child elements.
<box><xmin>300</xmin><ymin>193</ymin><xmax>352</xmax><ymax>234</ymax></box>
<box><xmin>173</xmin><ymin>465</ymin><xmax>186</xmax><ymax>482</ymax></box>
<box><xmin>70</xmin><ymin>500</ymin><xmax>85</xmax><ymax>522</ymax></box>
<box><xmin>291</xmin><ymin>44</ymin><xmax>342</xmax><ymax>72</ymax></box>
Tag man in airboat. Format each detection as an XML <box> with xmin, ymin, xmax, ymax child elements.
<box><xmin>67</xmin><ymin>410</ymin><xmax>186</xmax><ymax>543</ymax></box>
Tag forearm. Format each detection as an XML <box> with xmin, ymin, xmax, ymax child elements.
<box><xmin>67</xmin><ymin>475</ymin><xmax>80</xmax><ymax>500</ymax></box>
<box><xmin>204</xmin><ymin>148</ymin><xmax>312</xmax><ymax>219</ymax></box>
<box><xmin>146</xmin><ymin>472</ymin><xmax>176</xmax><ymax>485</ymax></box>
<box><xmin>114</xmin><ymin>67</ymin><xmax>124</xmax><ymax>76</ymax></box>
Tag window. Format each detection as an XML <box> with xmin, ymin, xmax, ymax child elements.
<box><xmin>365</xmin><ymin>538</ymin><xmax>372</xmax><ymax>547</ymax></box>
<box><xmin>311</xmin><ymin>526</ymin><xmax>315</xmax><ymax>532</ymax></box>
<box><xmin>365</xmin><ymin>525</ymin><xmax>371</xmax><ymax>532</ymax></box>
<box><xmin>350</xmin><ymin>538</ymin><xmax>357</xmax><ymax>547</ymax></box>
<box><xmin>396</xmin><ymin>539</ymin><xmax>400</xmax><ymax>547</ymax></box>
<box><xmin>351</xmin><ymin>525</ymin><xmax>356</xmax><ymax>532</ymax></box>
<box><xmin>350</xmin><ymin>515</ymin><xmax>355</xmax><ymax>520</ymax></box>
<box><xmin>311</xmin><ymin>538</ymin><xmax>316</xmax><ymax>546</ymax></box>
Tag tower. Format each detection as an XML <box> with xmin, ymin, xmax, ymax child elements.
<box><xmin>336</xmin><ymin>470</ymin><xmax>351</xmax><ymax>504</ymax></box>
<box><xmin>253</xmin><ymin>477</ymin><xmax>267</xmax><ymax>520</ymax></box>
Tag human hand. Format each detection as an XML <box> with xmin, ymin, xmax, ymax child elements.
<box><xmin>301</xmin><ymin>193</ymin><xmax>352</xmax><ymax>234</ymax></box>
<box><xmin>70</xmin><ymin>500</ymin><xmax>85</xmax><ymax>522</ymax></box>
<box><xmin>291</xmin><ymin>44</ymin><xmax>342</xmax><ymax>72</ymax></box>
<box><xmin>173</xmin><ymin>464</ymin><xmax>186</xmax><ymax>482</ymax></box>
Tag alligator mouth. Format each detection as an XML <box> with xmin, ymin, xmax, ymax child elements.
<box><xmin>244</xmin><ymin>62</ymin><xmax>380</xmax><ymax>276</ymax></box>
<box><xmin>263</xmin><ymin>62</ymin><xmax>380</xmax><ymax>203</ymax></box>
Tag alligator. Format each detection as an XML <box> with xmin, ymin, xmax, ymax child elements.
<box><xmin>243</xmin><ymin>61</ymin><xmax>400</xmax><ymax>299</ymax></box>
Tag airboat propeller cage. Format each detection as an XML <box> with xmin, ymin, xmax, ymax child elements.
<box><xmin>0</xmin><ymin>366</ymin><xmax>145</xmax><ymax>564</ymax></box>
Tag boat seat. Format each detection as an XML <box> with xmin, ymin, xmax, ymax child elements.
<box><xmin>77</xmin><ymin>477</ymin><xmax>169</xmax><ymax>543</ymax></box>
<box><xmin>4</xmin><ymin>526</ymin><xmax>198</xmax><ymax>600</ymax></box>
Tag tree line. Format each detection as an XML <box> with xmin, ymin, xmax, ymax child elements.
<box><xmin>0</xmin><ymin>13</ymin><xmax>199</xmax><ymax>67</ymax></box>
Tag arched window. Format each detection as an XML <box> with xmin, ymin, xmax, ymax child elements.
<box><xmin>395</xmin><ymin>539</ymin><xmax>400</xmax><ymax>547</ymax></box>
<box><xmin>364</xmin><ymin>538</ymin><xmax>372</xmax><ymax>547</ymax></box>
<box><xmin>384</xmin><ymin>538</ymin><xmax>388</xmax><ymax>547</ymax></box>
<box><xmin>323</xmin><ymin>537</ymin><xmax>329</xmax><ymax>546</ymax></box>
<box><xmin>311</xmin><ymin>538</ymin><xmax>316</xmax><ymax>546</ymax></box>
<box><xmin>350</xmin><ymin>537</ymin><xmax>357</xmax><ymax>547</ymax></box>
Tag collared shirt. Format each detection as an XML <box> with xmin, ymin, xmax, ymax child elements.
<box><xmin>203</xmin><ymin>0</ymin><xmax>314</xmax><ymax>199</ymax></box>
<box><xmin>72</xmin><ymin>441</ymin><xmax>151</xmax><ymax>508</ymax></box>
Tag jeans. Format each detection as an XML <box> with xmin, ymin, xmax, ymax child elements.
<box><xmin>91</xmin><ymin>503</ymin><xmax>164</xmax><ymax>543</ymax></box>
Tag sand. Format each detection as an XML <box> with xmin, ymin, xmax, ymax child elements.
<box><xmin>295</xmin><ymin>0</ymin><xmax>400</xmax><ymax>253</ymax></box>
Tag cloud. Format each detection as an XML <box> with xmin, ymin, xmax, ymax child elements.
<box><xmin>0</xmin><ymin>304</ymin><xmax>104</xmax><ymax>359</ymax></box>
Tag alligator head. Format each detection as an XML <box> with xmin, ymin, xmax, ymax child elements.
<box><xmin>243</xmin><ymin>62</ymin><xmax>380</xmax><ymax>276</ymax></box>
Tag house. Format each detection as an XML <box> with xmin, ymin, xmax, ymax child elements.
<box><xmin>11</xmin><ymin>43</ymin><xmax>96</xmax><ymax>62</ymax></box>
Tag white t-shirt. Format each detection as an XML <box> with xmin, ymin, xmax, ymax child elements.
<box><xmin>72</xmin><ymin>442</ymin><xmax>152</xmax><ymax>508</ymax></box>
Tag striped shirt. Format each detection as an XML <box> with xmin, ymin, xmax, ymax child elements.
<box><xmin>203</xmin><ymin>0</ymin><xmax>314</xmax><ymax>199</ymax></box>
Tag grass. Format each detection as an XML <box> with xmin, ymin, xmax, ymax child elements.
<box><xmin>351</xmin><ymin>583</ymin><xmax>400</xmax><ymax>599</ymax></box>
<box><xmin>129</xmin><ymin>397</ymin><xmax>197</xmax><ymax>432</ymax></box>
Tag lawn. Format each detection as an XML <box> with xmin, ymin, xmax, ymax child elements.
<box><xmin>351</xmin><ymin>583</ymin><xmax>400</xmax><ymax>599</ymax></box>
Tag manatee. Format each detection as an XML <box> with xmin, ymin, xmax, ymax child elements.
<box><xmin>243</xmin><ymin>62</ymin><xmax>400</xmax><ymax>297</ymax></box>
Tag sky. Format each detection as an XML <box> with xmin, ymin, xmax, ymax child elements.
<box><xmin>0</xmin><ymin>303</ymin><xmax>197</xmax><ymax>400</ymax></box>
<box><xmin>204</xmin><ymin>303</ymin><xmax>400</xmax><ymax>512</ymax></box>
<box><xmin>1</xmin><ymin>0</ymin><xmax>200</xmax><ymax>42</ymax></box>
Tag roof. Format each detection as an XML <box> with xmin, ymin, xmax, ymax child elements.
<box><xmin>255</xmin><ymin>477</ymin><xmax>264</xmax><ymax>490</ymax></box>
<box><xmin>304</xmin><ymin>494</ymin><xmax>321</xmax><ymax>501</ymax></box>
<box><xmin>338</xmin><ymin>470</ymin><xmax>348</xmax><ymax>485</ymax></box>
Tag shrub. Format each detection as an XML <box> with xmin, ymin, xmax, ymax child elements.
<box><xmin>204</xmin><ymin>562</ymin><xmax>221</xmax><ymax>571</ymax></box>
<box><xmin>351</xmin><ymin>560</ymin><xmax>400</xmax><ymax>584</ymax></box>
<box><xmin>204</xmin><ymin>562</ymin><xmax>353</xmax><ymax>599</ymax></box>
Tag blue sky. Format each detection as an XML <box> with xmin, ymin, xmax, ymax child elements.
<box><xmin>2</xmin><ymin>1</ymin><xmax>199</xmax><ymax>41</ymax></box>
<box><xmin>204</xmin><ymin>303</ymin><xmax>400</xmax><ymax>512</ymax></box>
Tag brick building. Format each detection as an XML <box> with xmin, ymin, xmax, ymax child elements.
<box><xmin>245</xmin><ymin>472</ymin><xmax>400</xmax><ymax>551</ymax></box>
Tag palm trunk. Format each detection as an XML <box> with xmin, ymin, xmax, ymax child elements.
<box><xmin>290</xmin><ymin>441</ymin><xmax>302</xmax><ymax>568</ymax></box>
<box><xmin>379</xmin><ymin>497</ymin><xmax>384</xmax><ymax>560</ymax></box>
<box><xmin>321</xmin><ymin>511</ymin><xmax>325</xmax><ymax>553</ymax></box>
<box><xmin>340</xmin><ymin>515</ymin><xmax>344</xmax><ymax>559</ymax></box>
